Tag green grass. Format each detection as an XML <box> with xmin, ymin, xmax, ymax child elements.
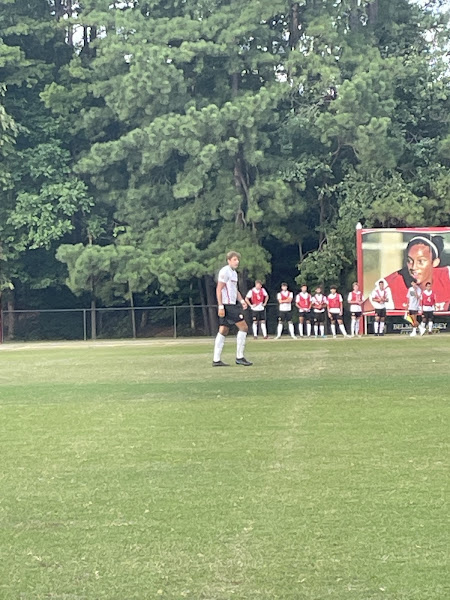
<box><xmin>0</xmin><ymin>336</ymin><xmax>449</xmax><ymax>600</ymax></box>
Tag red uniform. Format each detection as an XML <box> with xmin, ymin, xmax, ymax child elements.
<box><xmin>327</xmin><ymin>293</ymin><xmax>342</xmax><ymax>312</ymax></box>
<box><xmin>296</xmin><ymin>292</ymin><xmax>311</xmax><ymax>311</ymax></box>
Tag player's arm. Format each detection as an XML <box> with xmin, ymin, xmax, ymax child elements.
<box><xmin>339</xmin><ymin>299</ymin><xmax>343</xmax><ymax>316</ymax></box>
<box><xmin>263</xmin><ymin>290</ymin><xmax>269</xmax><ymax>307</ymax></box>
<box><xmin>237</xmin><ymin>290</ymin><xmax>248</xmax><ymax>310</ymax></box>
<box><xmin>245</xmin><ymin>291</ymin><xmax>253</xmax><ymax>309</ymax></box>
<box><xmin>216</xmin><ymin>282</ymin><xmax>226</xmax><ymax>317</ymax></box>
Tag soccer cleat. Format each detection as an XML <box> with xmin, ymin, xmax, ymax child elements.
<box><xmin>253</xmin><ymin>336</ymin><xmax>258</xmax><ymax>340</ymax></box>
<box><xmin>212</xmin><ymin>360</ymin><xmax>230</xmax><ymax>367</ymax></box>
<box><xmin>264</xmin><ymin>336</ymin><xmax>269</xmax><ymax>340</ymax></box>
<box><xmin>235</xmin><ymin>357</ymin><xmax>253</xmax><ymax>366</ymax></box>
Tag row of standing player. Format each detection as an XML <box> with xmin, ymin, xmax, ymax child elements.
<box><xmin>212</xmin><ymin>252</ymin><xmax>437</xmax><ymax>367</ymax></box>
<box><xmin>246</xmin><ymin>281</ymin><xmax>358</xmax><ymax>339</ymax></box>
<box><xmin>247</xmin><ymin>279</ymin><xmax>438</xmax><ymax>339</ymax></box>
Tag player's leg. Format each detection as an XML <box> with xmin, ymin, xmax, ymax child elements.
<box><xmin>427</xmin><ymin>312</ymin><xmax>434</xmax><ymax>334</ymax></box>
<box><xmin>260</xmin><ymin>318</ymin><xmax>268</xmax><ymax>339</ymax></box>
<box><xmin>276</xmin><ymin>315</ymin><xmax>283</xmax><ymax>339</ymax></box>
<box><xmin>298</xmin><ymin>315</ymin><xmax>304</xmax><ymax>337</ymax></box>
<box><xmin>330</xmin><ymin>315</ymin><xmax>337</xmax><ymax>338</ymax></box>
<box><xmin>236</xmin><ymin>320</ymin><xmax>252</xmax><ymax>365</ymax></box>
<box><xmin>306</xmin><ymin>317</ymin><xmax>312</xmax><ymax>337</ymax></box>
<box><xmin>314</xmin><ymin>316</ymin><xmax>319</xmax><ymax>337</ymax></box>
<box><xmin>213</xmin><ymin>325</ymin><xmax>230</xmax><ymax>366</ymax></box>
<box><xmin>374</xmin><ymin>315</ymin><xmax>379</xmax><ymax>335</ymax></box>
<box><xmin>338</xmin><ymin>317</ymin><xmax>349</xmax><ymax>337</ymax></box>
<box><xmin>354</xmin><ymin>314</ymin><xmax>361</xmax><ymax>336</ymax></box>
<box><xmin>319</xmin><ymin>313</ymin><xmax>325</xmax><ymax>337</ymax></box>
<box><xmin>252</xmin><ymin>314</ymin><xmax>258</xmax><ymax>338</ymax></box>
<box><xmin>288</xmin><ymin>320</ymin><xmax>296</xmax><ymax>339</ymax></box>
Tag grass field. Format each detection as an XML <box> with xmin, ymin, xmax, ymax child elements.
<box><xmin>0</xmin><ymin>336</ymin><xmax>449</xmax><ymax>600</ymax></box>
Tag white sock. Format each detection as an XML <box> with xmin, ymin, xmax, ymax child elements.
<box><xmin>428</xmin><ymin>321</ymin><xmax>433</xmax><ymax>332</ymax></box>
<box><xmin>374</xmin><ymin>321</ymin><xmax>379</xmax><ymax>334</ymax></box>
<box><xmin>380</xmin><ymin>322</ymin><xmax>385</xmax><ymax>334</ymax></box>
<box><xmin>236</xmin><ymin>330</ymin><xmax>247</xmax><ymax>359</ymax></box>
<box><xmin>276</xmin><ymin>323</ymin><xmax>283</xmax><ymax>338</ymax></box>
<box><xmin>252</xmin><ymin>322</ymin><xmax>258</xmax><ymax>337</ymax></box>
<box><xmin>307</xmin><ymin>323</ymin><xmax>312</xmax><ymax>337</ymax></box>
<box><xmin>314</xmin><ymin>324</ymin><xmax>318</xmax><ymax>336</ymax></box>
<box><xmin>351</xmin><ymin>319</ymin><xmax>356</xmax><ymax>335</ymax></box>
<box><xmin>261</xmin><ymin>323</ymin><xmax>267</xmax><ymax>337</ymax></box>
<box><xmin>299</xmin><ymin>323</ymin><xmax>304</xmax><ymax>337</ymax></box>
<box><xmin>331</xmin><ymin>324</ymin><xmax>336</xmax><ymax>336</ymax></box>
<box><xmin>339</xmin><ymin>324</ymin><xmax>348</xmax><ymax>336</ymax></box>
<box><xmin>288</xmin><ymin>323</ymin><xmax>296</xmax><ymax>338</ymax></box>
<box><xmin>213</xmin><ymin>333</ymin><xmax>226</xmax><ymax>362</ymax></box>
<box><xmin>320</xmin><ymin>325</ymin><xmax>325</xmax><ymax>336</ymax></box>
<box><xmin>355</xmin><ymin>319</ymin><xmax>360</xmax><ymax>335</ymax></box>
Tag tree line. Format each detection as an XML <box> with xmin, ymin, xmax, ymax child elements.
<box><xmin>0</xmin><ymin>0</ymin><xmax>449</xmax><ymax>337</ymax></box>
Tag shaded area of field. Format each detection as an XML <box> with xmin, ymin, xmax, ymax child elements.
<box><xmin>1</xmin><ymin>338</ymin><xmax>449</xmax><ymax>599</ymax></box>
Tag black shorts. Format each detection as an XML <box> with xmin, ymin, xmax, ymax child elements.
<box><xmin>408</xmin><ymin>310</ymin><xmax>418</xmax><ymax>316</ymax></box>
<box><xmin>351</xmin><ymin>311</ymin><xmax>362</xmax><ymax>318</ymax></box>
<box><xmin>422</xmin><ymin>311</ymin><xmax>434</xmax><ymax>320</ymax></box>
<box><xmin>219</xmin><ymin>304</ymin><xmax>246</xmax><ymax>327</ymax></box>
<box><xmin>313</xmin><ymin>311</ymin><xmax>325</xmax><ymax>323</ymax></box>
<box><xmin>252</xmin><ymin>310</ymin><xmax>266</xmax><ymax>322</ymax></box>
<box><xmin>278</xmin><ymin>311</ymin><xmax>292</xmax><ymax>323</ymax></box>
<box><xmin>329</xmin><ymin>312</ymin><xmax>342</xmax><ymax>323</ymax></box>
<box><xmin>375</xmin><ymin>308</ymin><xmax>386</xmax><ymax>318</ymax></box>
<box><xmin>298</xmin><ymin>311</ymin><xmax>311</xmax><ymax>321</ymax></box>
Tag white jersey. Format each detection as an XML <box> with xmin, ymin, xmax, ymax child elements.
<box><xmin>277</xmin><ymin>291</ymin><xmax>293</xmax><ymax>312</ymax></box>
<box><xmin>217</xmin><ymin>265</ymin><xmax>238</xmax><ymax>305</ymax></box>
<box><xmin>407</xmin><ymin>286</ymin><xmax>422</xmax><ymax>311</ymax></box>
<box><xmin>370</xmin><ymin>286</ymin><xmax>391</xmax><ymax>309</ymax></box>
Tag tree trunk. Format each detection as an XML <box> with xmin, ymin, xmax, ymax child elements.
<box><xmin>198</xmin><ymin>278</ymin><xmax>210</xmax><ymax>336</ymax></box>
<box><xmin>5</xmin><ymin>290</ymin><xmax>15</xmax><ymax>341</ymax></box>
<box><xmin>290</xmin><ymin>2</ymin><xmax>300</xmax><ymax>50</ymax></box>
<box><xmin>189</xmin><ymin>282</ymin><xmax>196</xmax><ymax>333</ymax></box>
<box><xmin>129</xmin><ymin>283</ymin><xmax>136</xmax><ymax>339</ymax></box>
<box><xmin>91</xmin><ymin>297</ymin><xmax>97</xmax><ymax>340</ymax></box>
<box><xmin>204</xmin><ymin>275</ymin><xmax>218</xmax><ymax>334</ymax></box>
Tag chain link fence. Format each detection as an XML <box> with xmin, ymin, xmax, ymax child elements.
<box><xmin>1</xmin><ymin>305</ymin><xmax>449</xmax><ymax>342</ymax></box>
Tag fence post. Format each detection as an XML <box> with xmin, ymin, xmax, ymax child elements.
<box><xmin>0</xmin><ymin>309</ymin><xmax>3</xmax><ymax>344</ymax></box>
<box><xmin>174</xmin><ymin>306</ymin><xmax>177</xmax><ymax>339</ymax></box>
<box><xmin>83</xmin><ymin>309</ymin><xmax>87</xmax><ymax>341</ymax></box>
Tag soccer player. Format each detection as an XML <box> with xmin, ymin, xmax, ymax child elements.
<box><xmin>347</xmin><ymin>282</ymin><xmax>363</xmax><ymax>337</ymax></box>
<box><xmin>275</xmin><ymin>283</ymin><xmax>297</xmax><ymax>339</ymax></box>
<box><xmin>327</xmin><ymin>285</ymin><xmax>349</xmax><ymax>338</ymax></box>
<box><xmin>295</xmin><ymin>284</ymin><xmax>312</xmax><ymax>337</ymax></box>
<box><xmin>311</xmin><ymin>286</ymin><xmax>327</xmax><ymax>338</ymax></box>
<box><xmin>212</xmin><ymin>251</ymin><xmax>253</xmax><ymax>366</ymax></box>
<box><xmin>246</xmin><ymin>280</ymin><xmax>269</xmax><ymax>339</ymax></box>
<box><xmin>370</xmin><ymin>280</ymin><xmax>390</xmax><ymax>336</ymax></box>
<box><xmin>406</xmin><ymin>279</ymin><xmax>422</xmax><ymax>337</ymax></box>
<box><xmin>420</xmin><ymin>281</ymin><xmax>436</xmax><ymax>335</ymax></box>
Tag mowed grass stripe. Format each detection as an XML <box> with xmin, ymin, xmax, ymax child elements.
<box><xmin>0</xmin><ymin>339</ymin><xmax>449</xmax><ymax>599</ymax></box>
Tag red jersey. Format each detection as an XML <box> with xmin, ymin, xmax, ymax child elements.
<box><xmin>422</xmin><ymin>289</ymin><xmax>436</xmax><ymax>308</ymax></box>
<box><xmin>296</xmin><ymin>292</ymin><xmax>311</xmax><ymax>311</ymax></box>
<box><xmin>251</xmin><ymin>288</ymin><xmax>266</xmax><ymax>305</ymax></box>
<box><xmin>384</xmin><ymin>267</ymin><xmax>450</xmax><ymax>311</ymax></box>
<box><xmin>348</xmin><ymin>291</ymin><xmax>363</xmax><ymax>304</ymax></box>
<box><xmin>327</xmin><ymin>293</ymin><xmax>342</xmax><ymax>311</ymax></box>
<box><xmin>312</xmin><ymin>294</ymin><xmax>327</xmax><ymax>311</ymax></box>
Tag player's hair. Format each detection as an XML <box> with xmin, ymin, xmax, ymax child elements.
<box><xmin>300</xmin><ymin>283</ymin><xmax>307</xmax><ymax>288</ymax></box>
<box><xmin>255</xmin><ymin>280</ymin><xmax>262</xmax><ymax>285</ymax></box>
<box><xmin>281</xmin><ymin>282</ymin><xmax>288</xmax><ymax>287</ymax></box>
<box><xmin>330</xmin><ymin>284</ymin><xmax>337</xmax><ymax>290</ymax></box>
<box><xmin>226</xmin><ymin>250</ymin><xmax>241</xmax><ymax>261</ymax></box>
<box><xmin>352</xmin><ymin>281</ymin><xmax>358</xmax><ymax>287</ymax></box>
<box><xmin>407</xmin><ymin>235</ymin><xmax>444</xmax><ymax>261</ymax></box>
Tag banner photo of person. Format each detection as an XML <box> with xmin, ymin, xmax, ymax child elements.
<box><xmin>357</xmin><ymin>227</ymin><xmax>450</xmax><ymax>316</ymax></box>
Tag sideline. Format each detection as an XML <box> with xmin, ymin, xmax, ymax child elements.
<box><xmin>0</xmin><ymin>337</ymin><xmax>214</xmax><ymax>352</ymax></box>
